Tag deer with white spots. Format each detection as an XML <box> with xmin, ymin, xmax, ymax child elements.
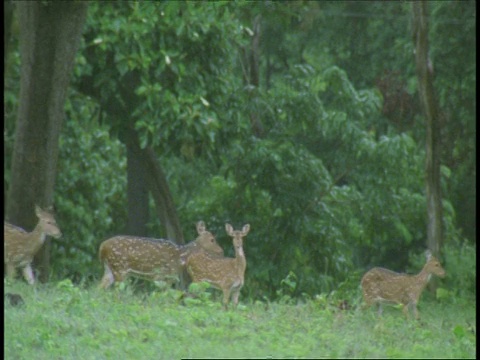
<box><xmin>186</xmin><ymin>223</ymin><xmax>250</xmax><ymax>309</ymax></box>
<box><xmin>98</xmin><ymin>221</ymin><xmax>224</xmax><ymax>289</ymax></box>
<box><xmin>361</xmin><ymin>250</ymin><xmax>446</xmax><ymax>319</ymax></box>
<box><xmin>4</xmin><ymin>206</ymin><xmax>62</xmax><ymax>285</ymax></box>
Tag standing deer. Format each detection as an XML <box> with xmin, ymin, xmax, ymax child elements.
<box><xmin>98</xmin><ymin>221</ymin><xmax>224</xmax><ymax>289</ymax></box>
<box><xmin>186</xmin><ymin>223</ymin><xmax>250</xmax><ymax>309</ymax></box>
<box><xmin>361</xmin><ymin>250</ymin><xmax>446</xmax><ymax>319</ymax></box>
<box><xmin>4</xmin><ymin>205</ymin><xmax>62</xmax><ymax>285</ymax></box>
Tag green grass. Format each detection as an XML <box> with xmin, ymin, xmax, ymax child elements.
<box><xmin>4</xmin><ymin>279</ymin><xmax>476</xmax><ymax>359</ymax></box>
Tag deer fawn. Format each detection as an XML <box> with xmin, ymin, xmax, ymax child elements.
<box><xmin>4</xmin><ymin>205</ymin><xmax>62</xmax><ymax>285</ymax></box>
<box><xmin>98</xmin><ymin>221</ymin><xmax>224</xmax><ymax>289</ymax></box>
<box><xmin>361</xmin><ymin>250</ymin><xmax>446</xmax><ymax>319</ymax></box>
<box><xmin>186</xmin><ymin>223</ymin><xmax>250</xmax><ymax>309</ymax></box>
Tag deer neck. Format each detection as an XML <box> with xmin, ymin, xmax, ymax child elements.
<box><xmin>26</xmin><ymin>221</ymin><xmax>47</xmax><ymax>252</ymax></box>
<box><xmin>181</xmin><ymin>241</ymin><xmax>205</xmax><ymax>260</ymax></box>
<box><xmin>235</xmin><ymin>245</ymin><xmax>246</xmax><ymax>272</ymax></box>
<box><xmin>181</xmin><ymin>241</ymin><xmax>197</xmax><ymax>255</ymax></box>
<box><xmin>414</xmin><ymin>265</ymin><xmax>432</xmax><ymax>289</ymax></box>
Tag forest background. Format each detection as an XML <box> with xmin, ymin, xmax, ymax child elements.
<box><xmin>3</xmin><ymin>1</ymin><xmax>476</xmax><ymax>301</ymax></box>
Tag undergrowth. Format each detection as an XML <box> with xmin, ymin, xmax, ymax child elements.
<box><xmin>4</xmin><ymin>278</ymin><xmax>476</xmax><ymax>359</ymax></box>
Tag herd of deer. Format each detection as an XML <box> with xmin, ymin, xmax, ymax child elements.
<box><xmin>4</xmin><ymin>206</ymin><xmax>445</xmax><ymax>317</ymax></box>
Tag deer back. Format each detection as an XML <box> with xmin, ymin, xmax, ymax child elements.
<box><xmin>99</xmin><ymin>221</ymin><xmax>223</xmax><ymax>283</ymax></box>
<box><xmin>100</xmin><ymin>236</ymin><xmax>182</xmax><ymax>280</ymax></box>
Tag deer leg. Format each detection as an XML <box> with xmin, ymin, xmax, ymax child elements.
<box><xmin>410</xmin><ymin>302</ymin><xmax>419</xmax><ymax>320</ymax></box>
<box><xmin>222</xmin><ymin>288</ymin><xmax>232</xmax><ymax>310</ymax></box>
<box><xmin>403</xmin><ymin>302</ymin><xmax>414</xmax><ymax>319</ymax></box>
<box><xmin>99</xmin><ymin>264</ymin><xmax>115</xmax><ymax>289</ymax></box>
<box><xmin>377</xmin><ymin>303</ymin><xmax>383</xmax><ymax>316</ymax></box>
<box><xmin>22</xmin><ymin>264</ymin><xmax>35</xmax><ymax>285</ymax></box>
<box><xmin>6</xmin><ymin>263</ymin><xmax>17</xmax><ymax>280</ymax></box>
<box><xmin>232</xmin><ymin>289</ymin><xmax>241</xmax><ymax>308</ymax></box>
<box><xmin>361</xmin><ymin>296</ymin><xmax>372</xmax><ymax>311</ymax></box>
<box><xmin>112</xmin><ymin>270</ymin><xmax>127</xmax><ymax>288</ymax></box>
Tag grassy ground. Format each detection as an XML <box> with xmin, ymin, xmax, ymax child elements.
<box><xmin>4</xmin><ymin>279</ymin><xmax>476</xmax><ymax>359</ymax></box>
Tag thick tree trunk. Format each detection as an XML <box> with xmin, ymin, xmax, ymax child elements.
<box><xmin>412</xmin><ymin>2</ymin><xmax>444</xmax><ymax>258</ymax></box>
<box><xmin>123</xmin><ymin>129</ymin><xmax>184</xmax><ymax>244</ymax></box>
<box><xmin>125</xmin><ymin>129</ymin><xmax>190</xmax><ymax>289</ymax></box>
<box><xmin>126</xmin><ymin>142</ymin><xmax>149</xmax><ymax>236</ymax></box>
<box><xmin>6</xmin><ymin>2</ymin><xmax>88</xmax><ymax>282</ymax></box>
<box><xmin>143</xmin><ymin>147</ymin><xmax>184</xmax><ymax>244</ymax></box>
<box><xmin>76</xmin><ymin>73</ymin><xmax>185</xmax><ymax>246</ymax></box>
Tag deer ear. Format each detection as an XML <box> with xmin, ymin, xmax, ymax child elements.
<box><xmin>425</xmin><ymin>249</ymin><xmax>432</xmax><ymax>261</ymax></box>
<box><xmin>35</xmin><ymin>205</ymin><xmax>43</xmax><ymax>217</ymax></box>
<box><xmin>225</xmin><ymin>223</ymin><xmax>233</xmax><ymax>235</ymax></box>
<box><xmin>196</xmin><ymin>221</ymin><xmax>206</xmax><ymax>234</ymax></box>
<box><xmin>242</xmin><ymin>224</ymin><xmax>250</xmax><ymax>235</ymax></box>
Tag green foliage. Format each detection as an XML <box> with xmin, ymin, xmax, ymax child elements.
<box><xmin>164</xmin><ymin>58</ymin><xmax>460</xmax><ymax>299</ymax></box>
<box><xmin>443</xmin><ymin>238</ymin><xmax>476</xmax><ymax>299</ymax></box>
<box><xmin>184</xmin><ymin>282</ymin><xmax>217</xmax><ymax>308</ymax></box>
<box><xmin>276</xmin><ymin>271</ymin><xmax>299</xmax><ymax>304</ymax></box>
<box><xmin>4</xmin><ymin>2</ymin><xmax>474</xmax><ymax>303</ymax></box>
<box><xmin>53</xmin><ymin>92</ymin><xmax>127</xmax><ymax>280</ymax></box>
<box><xmin>429</xmin><ymin>1</ymin><xmax>476</xmax><ymax>242</ymax></box>
<box><xmin>79</xmin><ymin>2</ymin><xmax>249</xmax><ymax>160</ymax></box>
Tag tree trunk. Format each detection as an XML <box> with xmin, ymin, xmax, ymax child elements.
<box><xmin>75</xmin><ymin>72</ymin><xmax>185</xmax><ymax>246</ymax></box>
<box><xmin>126</xmin><ymin>141</ymin><xmax>149</xmax><ymax>236</ymax></box>
<box><xmin>123</xmin><ymin>129</ymin><xmax>184</xmax><ymax>244</ymax></box>
<box><xmin>124</xmin><ymin>128</ymin><xmax>190</xmax><ymax>289</ymax></box>
<box><xmin>6</xmin><ymin>2</ymin><xmax>88</xmax><ymax>282</ymax></box>
<box><xmin>142</xmin><ymin>145</ymin><xmax>188</xmax><ymax>289</ymax></box>
<box><xmin>412</xmin><ymin>2</ymin><xmax>444</xmax><ymax>259</ymax></box>
<box><xmin>143</xmin><ymin>147</ymin><xmax>184</xmax><ymax>244</ymax></box>
<box><xmin>241</xmin><ymin>14</ymin><xmax>265</xmax><ymax>138</ymax></box>
<box><xmin>4</xmin><ymin>0</ymin><xmax>14</xmax><ymax>75</ymax></box>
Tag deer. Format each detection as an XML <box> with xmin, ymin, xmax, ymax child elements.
<box><xmin>186</xmin><ymin>223</ymin><xmax>250</xmax><ymax>310</ymax></box>
<box><xmin>361</xmin><ymin>250</ymin><xmax>446</xmax><ymax>320</ymax></box>
<box><xmin>4</xmin><ymin>205</ymin><xmax>62</xmax><ymax>285</ymax></box>
<box><xmin>98</xmin><ymin>221</ymin><xmax>224</xmax><ymax>289</ymax></box>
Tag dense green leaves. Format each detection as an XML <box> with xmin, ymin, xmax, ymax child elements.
<box><xmin>4</xmin><ymin>2</ymin><xmax>474</xmax><ymax>299</ymax></box>
<box><xmin>53</xmin><ymin>93</ymin><xmax>128</xmax><ymax>279</ymax></box>
<box><xmin>79</xmin><ymin>2</ymin><xmax>248</xmax><ymax>160</ymax></box>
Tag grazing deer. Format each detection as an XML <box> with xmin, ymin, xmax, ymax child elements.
<box><xmin>4</xmin><ymin>205</ymin><xmax>62</xmax><ymax>285</ymax></box>
<box><xmin>186</xmin><ymin>223</ymin><xmax>250</xmax><ymax>309</ymax></box>
<box><xmin>98</xmin><ymin>221</ymin><xmax>224</xmax><ymax>289</ymax></box>
<box><xmin>361</xmin><ymin>250</ymin><xmax>446</xmax><ymax>319</ymax></box>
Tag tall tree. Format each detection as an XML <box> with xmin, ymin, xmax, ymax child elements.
<box><xmin>6</xmin><ymin>2</ymin><xmax>88</xmax><ymax>282</ymax></box>
<box><xmin>412</xmin><ymin>2</ymin><xmax>443</xmax><ymax>257</ymax></box>
<box><xmin>73</xmin><ymin>2</ymin><xmax>245</xmax><ymax>244</ymax></box>
<box><xmin>125</xmin><ymin>127</ymin><xmax>184</xmax><ymax>243</ymax></box>
<box><xmin>126</xmin><ymin>142</ymin><xmax>149</xmax><ymax>237</ymax></box>
<box><xmin>240</xmin><ymin>14</ymin><xmax>265</xmax><ymax>138</ymax></box>
<box><xmin>4</xmin><ymin>1</ymin><xmax>14</xmax><ymax>75</ymax></box>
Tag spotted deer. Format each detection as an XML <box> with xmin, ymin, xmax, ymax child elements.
<box><xmin>361</xmin><ymin>250</ymin><xmax>446</xmax><ymax>319</ymax></box>
<box><xmin>4</xmin><ymin>205</ymin><xmax>62</xmax><ymax>285</ymax></box>
<box><xmin>98</xmin><ymin>221</ymin><xmax>224</xmax><ymax>289</ymax></box>
<box><xmin>186</xmin><ymin>223</ymin><xmax>250</xmax><ymax>309</ymax></box>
